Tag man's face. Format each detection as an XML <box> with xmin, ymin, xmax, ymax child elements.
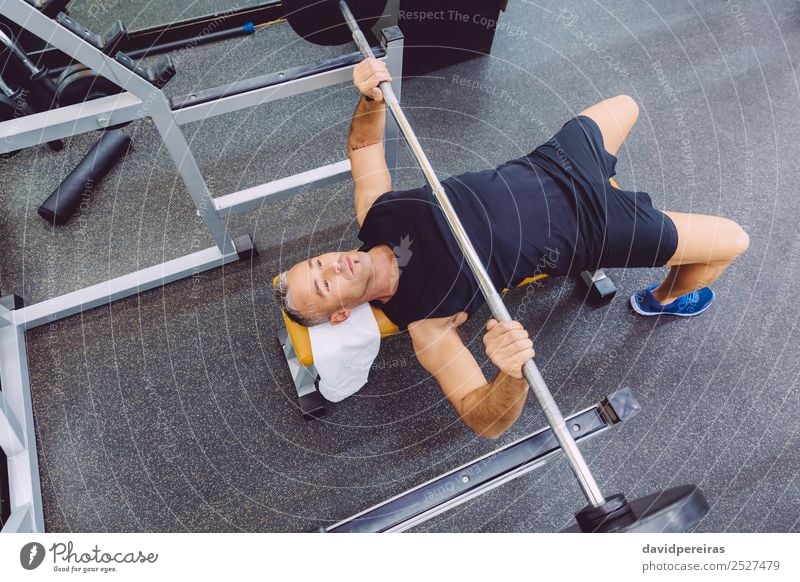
<box><xmin>285</xmin><ymin>251</ymin><xmax>374</xmax><ymax>324</ymax></box>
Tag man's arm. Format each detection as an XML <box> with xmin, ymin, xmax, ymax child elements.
<box><xmin>350</xmin><ymin>59</ymin><xmax>393</xmax><ymax>226</ymax></box>
<box><xmin>409</xmin><ymin>315</ymin><xmax>534</xmax><ymax>439</ymax></box>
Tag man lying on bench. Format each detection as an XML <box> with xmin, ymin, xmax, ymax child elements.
<box><xmin>273</xmin><ymin>58</ymin><xmax>751</xmax><ymax>439</ymax></box>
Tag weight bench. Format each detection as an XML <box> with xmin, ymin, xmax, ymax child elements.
<box><xmin>276</xmin><ymin>271</ymin><xmax>592</xmax><ymax>418</ymax></box>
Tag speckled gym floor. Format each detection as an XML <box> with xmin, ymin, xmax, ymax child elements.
<box><xmin>1</xmin><ymin>0</ymin><xmax>798</xmax><ymax>532</ymax></box>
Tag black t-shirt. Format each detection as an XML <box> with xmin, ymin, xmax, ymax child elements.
<box><xmin>357</xmin><ymin>155</ymin><xmax>583</xmax><ymax>330</ymax></box>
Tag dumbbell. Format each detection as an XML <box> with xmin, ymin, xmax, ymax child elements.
<box><xmin>581</xmin><ymin>269</ymin><xmax>617</xmax><ymax>306</ymax></box>
<box><xmin>0</xmin><ymin>24</ymin><xmax>59</xmax><ymax>112</ymax></box>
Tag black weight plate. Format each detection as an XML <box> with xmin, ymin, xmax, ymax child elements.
<box><xmin>55</xmin><ymin>64</ymin><xmax>123</xmax><ymax>106</ymax></box>
<box><xmin>563</xmin><ymin>485</ymin><xmax>709</xmax><ymax>533</ymax></box>
<box><xmin>285</xmin><ymin>0</ymin><xmax>389</xmax><ymax>46</ymax></box>
<box><xmin>617</xmin><ymin>484</ymin><xmax>709</xmax><ymax>533</ymax></box>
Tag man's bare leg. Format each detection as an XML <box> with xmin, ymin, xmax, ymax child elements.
<box><xmin>654</xmin><ymin>211</ymin><xmax>750</xmax><ymax>304</ymax></box>
<box><xmin>579</xmin><ymin>94</ymin><xmax>640</xmax><ymax>156</ymax></box>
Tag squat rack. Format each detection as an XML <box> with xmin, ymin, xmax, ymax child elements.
<box><xmin>0</xmin><ymin>0</ymin><xmax>403</xmax><ymax>532</ymax></box>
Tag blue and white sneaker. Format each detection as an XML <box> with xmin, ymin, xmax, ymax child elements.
<box><xmin>630</xmin><ymin>284</ymin><xmax>715</xmax><ymax>317</ymax></box>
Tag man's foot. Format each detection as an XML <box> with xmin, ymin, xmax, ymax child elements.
<box><xmin>630</xmin><ymin>284</ymin><xmax>715</xmax><ymax>317</ymax></box>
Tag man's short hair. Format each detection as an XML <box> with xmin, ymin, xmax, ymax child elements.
<box><xmin>273</xmin><ymin>270</ymin><xmax>329</xmax><ymax>327</ymax></box>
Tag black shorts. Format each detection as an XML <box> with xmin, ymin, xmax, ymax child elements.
<box><xmin>530</xmin><ymin>115</ymin><xmax>679</xmax><ymax>269</ymax></box>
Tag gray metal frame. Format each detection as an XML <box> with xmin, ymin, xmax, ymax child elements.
<box><xmin>0</xmin><ymin>304</ymin><xmax>44</xmax><ymax>533</ymax></box>
<box><xmin>277</xmin><ymin>328</ymin><xmax>325</xmax><ymax>420</ymax></box>
<box><xmin>0</xmin><ymin>0</ymin><xmax>404</xmax><ymax>532</ymax></box>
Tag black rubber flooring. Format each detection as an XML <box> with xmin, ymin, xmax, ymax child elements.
<box><xmin>0</xmin><ymin>0</ymin><xmax>798</xmax><ymax>532</ymax></box>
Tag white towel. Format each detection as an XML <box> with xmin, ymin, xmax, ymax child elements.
<box><xmin>308</xmin><ymin>303</ymin><xmax>381</xmax><ymax>402</ymax></box>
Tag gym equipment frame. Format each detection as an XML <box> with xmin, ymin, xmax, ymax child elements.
<box><xmin>0</xmin><ymin>301</ymin><xmax>42</xmax><ymax>532</ymax></box>
<box><xmin>0</xmin><ymin>0</ymin><xmax>403</xmax><ymax>533</ymax></box>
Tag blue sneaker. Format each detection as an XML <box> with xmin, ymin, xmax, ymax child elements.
<box><xmin>630</xmin><ymin>284</ymin><xmax>715</xmax><ymax>317</ymax></box>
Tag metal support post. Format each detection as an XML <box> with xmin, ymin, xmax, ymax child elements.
<box><xmin>0</xmin><ymin>304</ymin><xmax>44</xmax><ymax>533</ymax></box>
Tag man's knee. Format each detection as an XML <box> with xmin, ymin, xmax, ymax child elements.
<box><xmin>612</xmin><ymin>94</ymin><xmax>639</xmax><ymax>122</ymax></box>
<box><xmin>734</xmin><ymin>225</ymin><xmax>751</xmax><ymax>256</ymax></box>
<box><xmin>720</xmin><ymin>218</ymin><xmax>750</xmax><ymax>260</ymax></box>
<box><xmin>728</xmin><ymin>219</ymin><xmax>750</xmax><ymax>257</ymax></box>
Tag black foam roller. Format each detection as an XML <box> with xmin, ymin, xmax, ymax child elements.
<box><xmin>38</xmin><ymin>130</ymin><xmax>131</xmax><ymax>225</ymax></box>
